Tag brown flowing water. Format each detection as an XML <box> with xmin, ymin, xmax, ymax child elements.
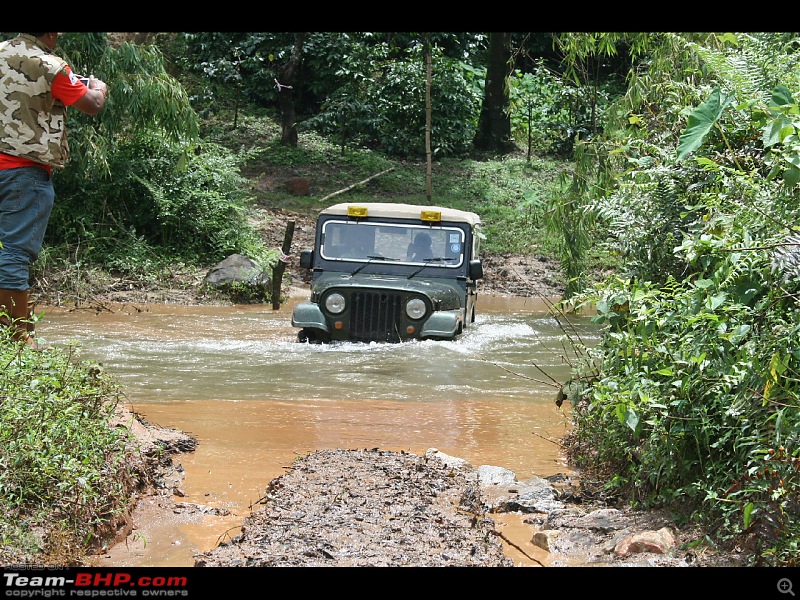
<box><xmin>37</xmin><ymin>294</ymin><xmax>598</xmax><ymax>567</ymax></box>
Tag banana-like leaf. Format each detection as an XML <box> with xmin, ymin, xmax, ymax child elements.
<box><xmin>677</xmin><ymin>88</ymin><xmax>735</xmax><ymax>161</ymax></box>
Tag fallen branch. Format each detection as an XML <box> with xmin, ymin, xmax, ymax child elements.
<box><xmin>318</xmin><ymin>167</ymin><xmax>395</xmax><ymax>203</ymax></box>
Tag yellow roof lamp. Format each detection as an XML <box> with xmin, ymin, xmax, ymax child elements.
<box><xmin>347</xmin><ymin>205</ymin><xmax>369</xmax><ymax>218</ymax></box>
<box><xmin>323</xmin><ymin>203</ymin><xmax>480</xmax><ymax>226</ymax></box>
<box><xmin>346</xmin><ymin>204</ymin><xmax>441</xmax><ymax>223</ymax></box>
<box><xmin>420</xmin><ymin>210</ymin><xmax>442</xmax><ymax>223</ymax></box>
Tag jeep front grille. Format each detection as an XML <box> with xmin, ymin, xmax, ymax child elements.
<box><xmin>350</xmin><ymin>291</ymin><xmax>403</xmax><ymax>342</ymax></box>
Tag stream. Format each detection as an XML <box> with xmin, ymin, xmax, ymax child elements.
<box><xmin>36</xmin><ymin>293</ymin><xmax>598</xmax><ymax>567</ymax></box>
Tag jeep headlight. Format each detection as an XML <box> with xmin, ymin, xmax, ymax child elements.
<box><xmin>405</xmin><ymin>297</ymin><xmax>427</xmax><ymax>320</ymax></box>
<box><xmin>324</xmin><ymin>292</ymin><xmax>346</xmax><ymax>314</ymax></box>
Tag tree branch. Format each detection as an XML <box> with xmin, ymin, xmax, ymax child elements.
<box><xmin>318</xmin><ymin>168</ymin><xmax>395</xmax><ymax>203</ymax></box>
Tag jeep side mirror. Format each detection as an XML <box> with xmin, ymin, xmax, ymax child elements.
<box><xmin>469</xmin><ymin>259</ymin><xmax>483</xmax><ymax>280</ymax></box>
<box><xmin>299</xmin><ymin>249</ymin><xmax>313</xmax><ymax>269</ymax></box>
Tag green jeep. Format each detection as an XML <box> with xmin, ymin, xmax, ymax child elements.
<box><xmin>291</xmin><ymin>202</ymin><xmax>484</xmax><ymax>343</ymax></box>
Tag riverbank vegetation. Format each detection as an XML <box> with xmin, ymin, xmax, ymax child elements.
<box><xmin>1</xmin><ymin>32</ymin><xmax>800</xmax><ymax>566</ymax></box>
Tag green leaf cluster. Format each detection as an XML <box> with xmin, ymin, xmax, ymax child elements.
<box><xmin>559</xmin><ymin>32</ymin><xmax>800</xmax><ymax>565</ymax></box>
<box><xmin>0</xmin><ymin>339</ymin><xmax>138</xmax><ymax>564</ymax></box>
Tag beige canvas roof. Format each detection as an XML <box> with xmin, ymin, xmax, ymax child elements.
<box><xmin>321</xmin><ymin>202</ymin><xmax>481</xmax><ymax>226</ymax></box>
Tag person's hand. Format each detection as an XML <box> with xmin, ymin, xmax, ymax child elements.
<box><xmin>73</xmin><ymin>77</ymin><xmax>108</xmax><ymax>115</ymax></box>
<box><xmin>87</xmin><ymin>77</ymin><xmax>108</xmax><ymax>99</ymax></box>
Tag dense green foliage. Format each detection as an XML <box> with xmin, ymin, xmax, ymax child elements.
<box><xmin>179</xmin><ymin>32</ymin><xmax>489</xmax><ymax>156</ymax></box>
<box><xmin>0</xmin><ymin>332</ymin><xmax>137</xmax><ymax>564</ymax></box>
<box><xmin>0</xmin><ymin>32</ymin><xmax>271</xmax><ymax>292</ymax></box>
<box><xmin>14</xmin><ymin>32</ymin><xmax>582</xmax><ymax>297</ymax></box>
<box><xmin>305</xmin><ymin>44</ymin><xmax>482</xmax><ymax>158</ymax></box>
<box><xmin>558</xmin><ymin>32</ymin><xmax>800</xmax><ymax>564</ymax></box>
<box><xmin>49</xmin><ymin>134</ymin><xmax>263</xmax><ymax>265</ymax></box>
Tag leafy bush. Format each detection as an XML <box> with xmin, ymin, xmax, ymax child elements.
<box><xmin>0</xmin><ymin>339</ymin><xmax>136</xmax><ymax>563</ymax></box>
<box><xmin>560</xmin><ymin>32</ymin><xmax>800</xmax><ymax>565</ymax></box>
<box><xmin>48</xmin><ymin>134</ymin><xmax>268</xmax><ymax>274</ymax></box>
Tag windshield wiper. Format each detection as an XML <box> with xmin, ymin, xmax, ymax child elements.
<box><xmin>351</xmin><ymin>255</ymin><xmax>396</xmax><ymax>276</ymax></box>
<box><xmin>407</xmin><ymin>257</ymin><xmax>455</xmax><ymax>279</ymax></box>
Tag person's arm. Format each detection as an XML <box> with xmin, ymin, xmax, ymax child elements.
<box><xmin>51</xmin><ymin>69</ymin><xmax>108</xmax><ymax>115</ymax></box>
<box><xmin>71</xmin><ymin>79</ymin><xmax>108</xmax><ymax>115</ymax></box>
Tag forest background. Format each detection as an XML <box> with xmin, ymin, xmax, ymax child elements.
<box><xmin>1</xmin><ymin>31</ymin><xmax>799</xmax><ymax>567</ymax></box>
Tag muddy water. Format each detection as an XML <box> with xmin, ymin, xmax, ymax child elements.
<box><xmin>38</xmin><ymin>294</ymin><xmax>598</xmax><ymax>567</ymax></box>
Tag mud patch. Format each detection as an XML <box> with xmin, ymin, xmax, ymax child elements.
<box><xmin>195</xmin><ymin>448</ymin><xmax>513</xmax><ymax>567</ymax></box>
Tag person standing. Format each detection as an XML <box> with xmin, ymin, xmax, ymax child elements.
<box><xmin>0</xmin><ymin>32</ymin><xmax>108</xmax><ymax>348</ymax></box>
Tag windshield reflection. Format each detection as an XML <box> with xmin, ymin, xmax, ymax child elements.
<box><xmin>320</xmin><ymin>220</ymin><xmax>465</xmax><ymax>268</ymax></box>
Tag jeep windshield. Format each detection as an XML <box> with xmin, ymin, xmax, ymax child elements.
<box><xmin>319</xmin><ymin>221</ymin><xmax>465</xmax><ymax>268</ymax></box>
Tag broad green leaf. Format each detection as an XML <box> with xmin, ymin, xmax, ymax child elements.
<box><xmin>771</xmin><ymin>84</ymin><xmax>795</xmax><ymax>107</ymax></box>
<box><xmin>762</xmin><ymin>115</ymin><xmax>795</xmax><ymax>147</ymax></box>
<box><xmin>709</xmin><ymin>292</ymin><xmax>727</xmax><ymax>309</ymax></box>
<box><xmin>770</xmin><ymin>352</ymin><xmax>789</xmax><ymax>377</ymax></box>
<box><xmin>677</xmin><ymin>88</ymin><xmax>735</xmax><ymax>160</ymax></box>
<box><xmin>694</xmin><ymin>278</ymin><xmax>714</xmax><ymax>289</ymax></box>
<box><xmin>784</xmin><ymin>164</ymin><xmax>800</xmax><ymax>188</ymax></box>
<box><xmin>728</xmin><ymin>324</ymin><xmax>751</xmax><ymax>345</ymax></box>
<box><xmin>625</xmin><ymin>408</ymin><xmax>639</xmax><ymax>433</ymax></box>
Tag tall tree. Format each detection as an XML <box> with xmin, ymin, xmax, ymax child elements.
<box><xmin>473</xmin><ymin>32</ymin><xmax>516</xmax><ymax>154</ymax></box>
<box><xmin>276</xmin><ymin>33</ymin><xmax>307</xmax><ymax>146</ymax></box>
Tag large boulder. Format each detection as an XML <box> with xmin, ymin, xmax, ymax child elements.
<box><xmin>203</xmin><ymin>254</ymin><xmax>271</xmax><ymax>289</ymax></box>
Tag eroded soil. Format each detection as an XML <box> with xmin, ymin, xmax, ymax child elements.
<box><xmin>116</xmin><ymin>412</ymin><xmax>747</xmax><ymax>569</ymax></box>
<box><xmin>194</xmin><ymin>448</ymin><xmax>513</xmax><ymax>567</ymax></box>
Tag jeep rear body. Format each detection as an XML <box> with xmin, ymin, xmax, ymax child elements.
<box><xmin>291</xmin><ymin>202</ymin><xmax>484</xmax><ymax>343</ymax></box>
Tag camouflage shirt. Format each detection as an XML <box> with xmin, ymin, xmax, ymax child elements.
<box><xmin>0</xmin><ymin>34</ymin><xmax>70</xmax><ymax>168</ymax></box>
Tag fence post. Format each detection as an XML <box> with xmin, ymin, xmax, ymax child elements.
<box><xmin>272</xmin><ymin>220</ymin><xmax>295</xmax><ymax>309</ymax></box>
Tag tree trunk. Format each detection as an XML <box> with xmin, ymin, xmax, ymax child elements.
<box><xmin>473</xmin><ymin>32</ymin><xmax>516</xmax><ymax>154</ymax></box>
<box><xmin>424</xmin><ymin>36</ymin><xmax>433</xmax><ymax>202</ymax></box>
<box><xmin>277</xmin><ymin>33</ymin><xmax>307</xmax><ymax>147</ymax></box>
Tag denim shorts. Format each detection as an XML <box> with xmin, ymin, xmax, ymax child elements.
<box><xmin>0</xmin><ymin>167</ymin><xmax>55</xmax><ymax>290</ymax></box>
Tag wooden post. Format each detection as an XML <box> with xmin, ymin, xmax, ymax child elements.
<box><xmin>272</xmin><ymin>220</ymin><xmax>295</xmax><ymax>309</ymax></box>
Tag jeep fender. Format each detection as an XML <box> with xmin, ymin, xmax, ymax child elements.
<box><xmin>290</xmin><ymin>302</ymin><xmax>330</xmax><ymax>332</ymax></box>
<box><xmin>420</xmin><ymin>309</ymin><xmax>463</xmax><ymax>339</ymax></box>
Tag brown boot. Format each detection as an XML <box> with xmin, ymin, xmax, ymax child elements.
<box><xmin>0</xmin><ymin>288</ymin><xmax>39</xmax><ymax>349</ymax></box>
